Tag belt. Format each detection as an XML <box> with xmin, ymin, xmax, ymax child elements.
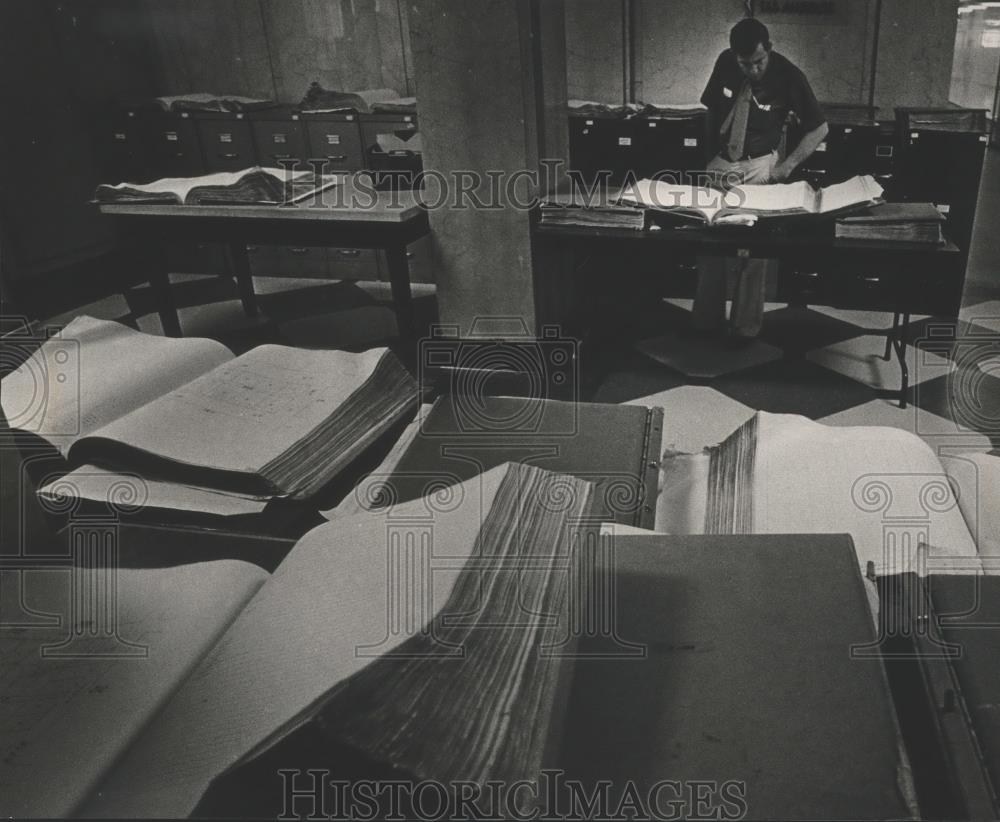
<box><xmin>725</xmin><ymin>149</ymin><xmax>774</xmax><ymax>163</ymax></box>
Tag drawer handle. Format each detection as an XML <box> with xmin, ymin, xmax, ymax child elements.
<box><xmin>336</xmin><ymin>249</ymin><xmax>361</xmax><ymax>258</ymax></box>
<box><xmin>800</xmin><ymin>271</ymin><xmax>820</xmax><ymax>279</ymax></box>
<box><xmin>219</xmin><ymin>152</ymin><xmax>239</xmax><ymax>159</ymax></box>
<box><xmin>406</xmin><ymin>251</ymin><xmax>415</xmax><ymax>259</ymax></box>
<box><xmin>270</xmin><ymin>153</ymin><xmax>292</xmax><ymax>160</ymax></box>
<box><xmin>325</xmin><ymin>154</ymin><xmax>348</xmax><ymax>161</ymax></box>
<box><xmin>862</xmin><ymin>276</ymin><xmax>881</xmax><ymax>284</ymax></box>
<box><xmin>289</xmin><ymin>247</ymin><xmax>310</xmax><ymax>254</ymax></box>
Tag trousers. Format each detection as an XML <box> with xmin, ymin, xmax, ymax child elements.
<box><xmin>692</xmin><ymin>152</ymin><xmax>779</xmax><ymax>338</ymax></box>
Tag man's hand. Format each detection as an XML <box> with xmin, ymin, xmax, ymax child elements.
<box><xmin>768</xmin><ymin>162</ymin><xmax>792</xmax><ymax>183</ymax></box>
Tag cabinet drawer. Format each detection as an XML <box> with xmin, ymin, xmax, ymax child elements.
<box><xmin>274</xmin><ymin>246</ymin><xmax>330</xmax><ymax>278</ymax></box>
<box><xmin>303</xmin><ymin>121</ymin><xmax>365</xmax><ymax>173</ymax></box>
<box><xmin>246</xmin><ymin>244</ymin><xmax>280</xmax><ymax>276</ymax></box>
<box><xmin>144</xmin><ymin>115</ymin><xmax>204</xmax><ymax>177</ymax></box>
<box><xmin>166</xmin><ymin>242</ymin><xmax>225</xmax><ymax>275</ymax></box>
<box><xmin>328</xmin><ymin>247</ymin><xmax>379</xmax><ymax>280</ymax></box>
<box><xmin>252</xmin><ymin>119</ymin><xmax>309</xmax><ymax>166</ymax></box>
<box><xmin>196</xmin><ymin>118</ymin><xmax>256</xmax><ymax>172</ymax></box>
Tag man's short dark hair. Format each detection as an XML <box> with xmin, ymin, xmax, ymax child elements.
<box><xmin>730</xmin><ymin>18</ymin><xmax>771</xmax><ymax>56</ymax></box>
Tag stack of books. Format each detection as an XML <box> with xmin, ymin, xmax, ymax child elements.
<box><xmin>835</xmin><ymin>202</ymin><xmax>946</xmax><ymax>244</ymax></box>
<box><xmin>539</xmin><ymin>192</ymin><xmax>646</xmax><ymax>230</ymax></box>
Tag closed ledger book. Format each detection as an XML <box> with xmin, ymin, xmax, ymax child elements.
<box><xmin>620</xmin><ymin>174</ymin><xmax>883</xmax><ymax>225</ymax></box>
<box><xmin>539</xmin><ymin>191</ymin><xmax>647</xmax><ymax>230</ymax></box>
<box><xmin>0</xmin><ymin>316</ymin><xmax>418</xmax><ymax>507</ymax></box>
<box><xmin>835</xmin><ymin>202</ymin><xmax>946</xmax><ymax>243</ymax></box>
<box><xmin>372</xmin><ymin>394</ymin><xmax>663</xmax><ymax>529</ymax></box>
<box><xmin>93</xmin><ymin>166</ymin><xmax>339</xmax><ymax>205</ymax></box>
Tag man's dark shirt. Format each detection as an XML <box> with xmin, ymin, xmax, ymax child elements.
<box><xmin>701</xmin><ymin>49</ymin><xmax>826</xmax><ymax>160</ymax></box>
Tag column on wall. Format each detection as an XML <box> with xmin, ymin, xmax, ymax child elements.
<box><xmin>408</xmin><ymin>0</ymin><xmax>568</xmax><ymax>339</ymax></box>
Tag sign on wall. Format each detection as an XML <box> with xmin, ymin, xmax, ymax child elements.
<box><xmin>755</xmin><ymin>0</ymin><xmax>850</xmax><ymax>25</ymax></box>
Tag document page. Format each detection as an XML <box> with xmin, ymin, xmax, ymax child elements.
<box><xmin>98</xmin><ymin>167</ymin><xmax>312</xmax><ymax>202</ymax></box>
<box><xmin>817</xmin><ymin>175</ymin><xmax>883</xmax><ymax>214</ymax></box>
<box><xmin>0</xmin><ymin>316</ymin><xmax>232</xmax><ymax>456</ymax></box>
<box><xmin>38</xmin><ymin>465</ymin><xmax>271</xmax><ymax>514</ymax></box>
<box><xmin>80</xmin><ymin>466</ymin><xmax>513</xmax><ymax>818</ymax></box>
<box><xmin>86</xmin><ymin>345</ymin><xmax>388</xmax><ymax>480</ymax></box>
<box><xmin>728</xmin><ymin>180</ymin><xmax>816</xmax><ymax>213</ymax></box>
<box><xmin>620</xmin><ymin>179</ymin><xmax>724</xmax><ymax>220</ymax></box>
<box><xmin>0</xmin><ymin>560</ymin><xmax>268</xmax><ymax>818</ymax></box>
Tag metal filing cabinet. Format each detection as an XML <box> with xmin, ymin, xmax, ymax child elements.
<box><xmin>301</xmin><ymin>112</ymin><xmax>365</xmax><ymax>176</ymax></box>
<box><xmin>894</xmin><ymin>107</ymin><xmax>989</xmax><ymax>255</ymax></box>
<box><xmin>98</xmin><ymin>107</ymin><xmax>151</xmax><ymax>183</ymax></box>
<box><xmin>193</xmin><ymin>110</ymin><xmax>257</xmax><ymax>173</ymax></box>
<box><xmin>360</xmin><ymin>113</ymin><xmax>423</xmax><ymax>190</ymax></box>
<box><xmin>249</xmin><ymin>105</ymin><xmax>309</xmax><ymax>169</ymax></box>
<box><xmin>795</xmin><ymin>105</ymin><xmax>896</xmax><ymax>190</ymax></box>
<box><xmin>632</xmin><ymin>113</ymin><xmax>708</xmax><ymax>184</ymax></box>
<box><xmin>142</xmin><ymin>110</ymin><xmax>205</xmax><ymax>178</ymax></box>
<box><xmin>567</xmin><ymin>112</ymin><xmax>636</xmax><ymax>187</ymax></box>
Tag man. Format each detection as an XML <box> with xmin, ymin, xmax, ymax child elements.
<box><xmin>692</xmin><ymin>18</ymin><xmax>828</xmax><ymax>342</ymax></box>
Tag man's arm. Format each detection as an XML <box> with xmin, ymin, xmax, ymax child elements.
<box><xmin>770</xmin><ymin>121</ymin><xmax>828</xmax><ymax>182</ymax></box>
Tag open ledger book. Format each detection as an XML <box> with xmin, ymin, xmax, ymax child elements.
<box><xmin>0</xmin><ymin>463</ymin><xmax>594</xmax><ymax>818</ymax></box>
<box><xmin>93</xmin><ymin>166</ymin><xmax>340</xmax><ymax>205</ymax></box>
<box><xmin>620</xmin><ymin>174</ymin><xmax>883</xmax><ymax>225</ymax></box>
<box><xmin>656</xmin><ymin>410</ymin><xmax>998</xmax><ymax>577</ymax></box>
<box><xmin>0</xmin><ymin>316</ymin><xmax>417</xmax><ymax>503</ymax></box>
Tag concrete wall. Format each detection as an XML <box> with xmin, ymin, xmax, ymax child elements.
<box><xmin>566</xmin><ymin>0</ymin><xmax>961</xmax><ymax>115</ymax></box>
<box><xmin>409</xmin><ymin>0</ymin><xmax>567</xmax><ymax>337</ymax></box>
<box><xmin>949</xmin><ymin>4</ymin><xmax>1000</xmax><ymax>113</ymax></box>
<box><xmin>134</xmin><ymin>0</ymin><xmax>414</xmax><ymax>102</ymax></box>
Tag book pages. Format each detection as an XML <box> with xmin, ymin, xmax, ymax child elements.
<box><xmin>87</xmin><ymin>345</ymin><xmax>389</xmax><ymax>480</ymax></box>
<box><xmin>656</xmin><ymin>412</ymin><xmax>984</xmax><ymax>577</ymax></box>
<box><xmin>97</xmin><ymin>167</ymin><xmax>311</xmax><ymax>202</ymax></box>
<box><xmin>818</xmin><ymin>175</ymin><xmax>883</xmax><ymax>214</ymax></box>
<box><xmin>619</xmin><ymin>179</ymin><xmax>724</xmax><ymax>221</ymax></box>
<box><xmin>729</xmin><ymin>180</ymin><xmax>816</xmax><ymax>213</ymax></box>
<box><xmin>0</xmin><ymin>316</ymin><xmax>232</xmax><ymax>456</ymax></box>
<box><xmin>0</xmin><ymin>560</ymin><xmax>268</xmax><ymax>817</ymax></box>
<box><xmin>38</xmin><ymin>465</ymin><xmax>271</xmax><ymax>515</ymax></box>
<box><xmin>81</xmin><ymin>463</ymin><xmax>585</xmax><ymax>817</ymax></box>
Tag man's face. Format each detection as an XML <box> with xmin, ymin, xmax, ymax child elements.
<box><xmin>737</xmin><ymin>43</ymin><xmax>770</xmax><ymax>82</ymax></box>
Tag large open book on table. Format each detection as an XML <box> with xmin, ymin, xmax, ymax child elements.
<box><xmin>0</xmin><ymin>316</ymin><xmax>417</xmax><ymax>504</ymax></box>
<box><xmin>93</xmin><ymin>166</ymin><xmax>339</xmax><ymax>205</ymax></box>
<box><xmin>620</xmin><ymin>174</ymin><xmax>883</xmax><ymax>225</ymax></box>
<box><xmin>656</xmin><ymin>410</ymin><xmax>997</xmax><ymax>577</ymax></box>
<box><xmin>0</xmin><ymin>462</ymin><xmax>594</xmax><ymax>817</ymax></box>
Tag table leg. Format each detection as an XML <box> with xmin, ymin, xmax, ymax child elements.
<box><xmin>386</xmin><ymin>244</ymin><xmax>415</xmax><ymax>340</ymax></box>
<box><xmin>891</xmin><ymin>311</ymin><xmax>910</xmax><ymax>409</ymax></box>
<box><xmin>148</xmin><ymin>256</ymin><xmax>182</xmax><ymax>338</ymax></box>
<box><xmin>226</xmin><ymin>242</ymin><xmax>259</xmax><ymax>317</ymax></box>
<box><xmin>884</xmin><ymin>312</ymin><xmax>899</xmax><ymax>361</ymax></box>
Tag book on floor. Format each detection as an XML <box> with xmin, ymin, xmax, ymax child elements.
<box><xmin>0</xmin><ymin>315</ymin><xmax>418</xmax><ymax>503</ymax></box>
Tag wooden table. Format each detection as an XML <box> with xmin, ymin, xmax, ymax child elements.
<box><xmin>534</xmin><ymin>220</ymin><xmax>964</xmax><ymax>407</ymax></box>
<box><xmin>98</xmin><ymin>185</ymin><xmax>431</xmax><ymax>339</ymax></box>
